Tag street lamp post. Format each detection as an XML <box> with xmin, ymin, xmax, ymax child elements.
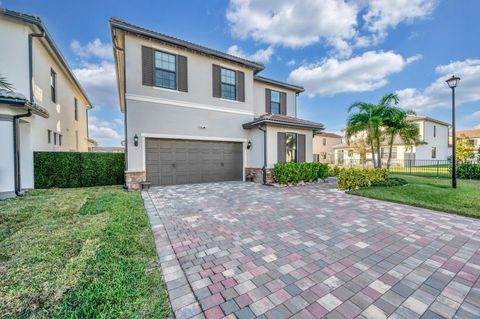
<box><xmin>446</xmin><ymin>75</ymin><xmax>460</xmax><ymax>189</ymax></box>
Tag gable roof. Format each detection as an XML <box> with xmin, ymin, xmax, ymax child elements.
<box><xmin>0</xmin><ymin>8</ymin><xmax>93</xmax><ymax>108</ymax></box>
<box><xmin>314</xmin><ymin>132</ymin><xmax>342</xmax><ymax>138</ymax></box>
<box><xmin>109</xmin><ymin>17</ymin><xmax>265</xmax><ymax>72</ymax></box>
<box><xmin>450</xmin><ymin>129</ymin><xmax>480</xmax><ymax>138</ymax></box>
<box><xmin>407</xmin><ymin>115</ymin><xmax>450</xmax><ymax>127</ymax></box>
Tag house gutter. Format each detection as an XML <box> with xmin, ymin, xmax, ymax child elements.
<box><xmin>12</xmin><ymin>29</ymin><xmax>45</xmax><ymax>196</ymax></box>
<box><xmin>258</xmin><ymin>126</ymin><xmax>267</xmax><ymax>184</ymax></box>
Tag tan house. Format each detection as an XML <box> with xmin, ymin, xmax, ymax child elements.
<box><xmin>313</xmin><ymin>132</ymin><xmax>342</xmax><ymax>164</ymax></box>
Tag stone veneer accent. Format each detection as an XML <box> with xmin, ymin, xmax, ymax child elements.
<box><xmin>125</xmin><ymin>171</ymin><xmax>146</xmax><ymax>190</ymax></box>
<box><xmin>245</xmin><ymin>167</ymin><xmax>275</xmax><ymax>184</ymax></box>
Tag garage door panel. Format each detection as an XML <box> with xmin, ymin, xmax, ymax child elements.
<box><xmin>145</xmin><ymin>138</ymin><xmax>243</xmax><ymax>186</ymax></box>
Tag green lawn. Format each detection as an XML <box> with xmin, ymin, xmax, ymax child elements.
<box><xmin>0</xmin><ymin>187</ymin><xmax>170</xmax><ymax>318</ymax></box>
<box><xmin>388</xmin><ymin>164</ymin><xmax>450</xmax><ymax>178</ymax></box>
<box><xmin>350</xmin><ymin>175</ymin><xmax>480</xmax><ymax>218</ymax></box>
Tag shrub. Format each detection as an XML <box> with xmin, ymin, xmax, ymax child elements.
<box><xmin>456</xmin><ymin>163</ymin><xmax>480</xmax><ymax>179</ymax></box>
<box><xmin>337</xmin><ymin>167</ymin><xmax>388</xmax><ymax>190</ymax></box>
<box><xmin>273</xmin><ymin>162</ymin><xmax>329</xmax><ymax>185</ymax></box>
<box><xmin>371</xmin><ymin>177</ymin><xmax>408</xmax><ymax>187</ymax></box>
<box><xmin>34</xmin><ymin>152</ymin><xmax>124</xmax><ymax>188</ymax></box>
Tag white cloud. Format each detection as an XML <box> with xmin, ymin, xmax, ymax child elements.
<box><xmin>88</xmin><ymin>116</ymin><xmax>123</xmax><ymax>146</ymax></box>
<box><xmin>227</xmin><ymin>45</ymin><xmax>274</xmax><ymax>63</ymax></box>
<box><xmin>287</xmin><ymin>59</ymin><xmax>296</xmax><ymax>66</ymax></box>
<box><xmin>72</xmin><ymin>61</ymin><xmax>117</xmax><ymax>108</ymax></box>
<box><xmin>226</xmin><ymin>0</ymin><xmax>437</xmax><ymax>57</ymax></box>
<box><xmin>288</xmin><ymin>51</ymin><xmax>421</xmax><ymax>96</ymax></box>
<box><xmin>396</xmin><ymin>59</ymin><xmax>480</xmax><ymax>111</ymax></box>
<box><xmin>71</xmin><ymin>38</ymin><xmax>113</xmax><ymax>60</ymax></box>
<box><xmin>362</xmin><ymin>0</ymin><xmax>438</xmax><ymax>45</ymax></box>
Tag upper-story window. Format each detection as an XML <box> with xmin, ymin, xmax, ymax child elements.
<box><xmin>74</xmin><ymin>97</ymin><xmax>78</xmax><ymax>121</ymax></box>
<box><xmin>433</xmin><ymin>125</ymin><xmax>436</xmax><ymax>138</ymax></box>
<box><xmin>220</xmin><ymin>68</ymin><xmax>236</xmax><ymax>100</ymax></box>
<box><xmin>154</xmin><ymin>51</ymin><xmax>176</xmax><ymax>90</ymax></box>
<box><xmin>322</xmin><ymin>138</ymin><xmax>327</xmax><ymax>146</ymax></box>
<box><xmin>271</xmin><ymin>90</ymin><xmax>280</xmax><ymax>114</ymax></box>
<box><xmin>50</xmin><ymin>68</ymin><xmax>57</xmax><ymax>103</ymax></box>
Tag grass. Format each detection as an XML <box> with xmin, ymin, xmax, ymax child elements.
<box><xmin>350</xmin><ymin>175</ymin><xmax>480</xmax><ymax>218</ymax></box>
<box><xmin>0</xmin><ymin>186</ymin><xmax>170</xmax><ymax>319</ymax></box>
<box><xmin>389</xmin><ymin>165</ymin><xmax>451</xmax><ymax>178</ymax></box>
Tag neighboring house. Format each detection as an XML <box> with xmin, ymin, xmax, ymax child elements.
<box><xmin>312</xmin><ymin>132</ymin><xmax>342</xmax><ymax>164</ymax></box>
<box><xmin>110</xmin><ymin>18</ymin><xmax>324</xmax><ymax>188</ymax></box>
<box><xmin>449</xmin><ymin>129</ymin><xmax>480</xmax><ymax>154</ymax></box>
<box><xmin>91</xmin><ymin>146</ymin><xmax>125</xmax><ymax>153</ymax></box>
<box><xmin>333</xmin><ymin>115</ymin><xmax>450</xmax><ymax>165</ymax></box>
<box><xmin>87</xmin><ymin>137</ymin><xmax>98</xmax><ymax>152</ymax></box>
<box><xmin>0</xmin><ymin>9</ymin><xmax>92</xmax><ymax>199</ymax></box>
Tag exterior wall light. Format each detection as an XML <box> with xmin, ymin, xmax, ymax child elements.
<box><xmin>247</xmin><ymin>140</ymin><xmax>252</xmax><ymax>149</ymax></box>
<box><xmin>134</xmin><ymin>134</ymin><xmax>139</xmax><ymax>147</ymax></box>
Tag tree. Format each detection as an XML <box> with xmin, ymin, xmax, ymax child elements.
<box><xmin>456</xmin><ymin>134</ymin><xmax>476</xmax><ymax>162</ymax></box>
<box><xmin>382</xmin><ymin>99</ymin><xmax>420</xmax><ymax>168</ymax></box>
<box><xmin>346</xmin><ymin>94</ymin><xmax>403</xmax><ymax>168</ymax></box>
<box><xmin>0</xmin><ymin>74</ymin><xmax>14</xmax><ymax>91</ymax></box>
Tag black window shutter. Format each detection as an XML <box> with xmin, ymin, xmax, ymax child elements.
<box><xmin>177</xmin><ymin>55</ymin><xmax>188</xmax><ymax>92</ymax></box>
<box><xmin>236</xmin><ymin>70</ymin><xmax>245</xmax><ymax>102</ymax></box>
<box><xmin>280</xmin><ymin>92</ymin><xmax>287</xmax><ymax>115</ymax></box>
<box><xmin>298</xmin><ymin>134</ymin><xmax>306</xmax><ymax>162</ymax></box>
<box><xmin>277</xmin><ymin>132</ymin><xmax>286</xmax><ymax>163</ymax></box>
<box><xmin>141</xmin><ymin>46</ymin><xmax>154</xmax><ymax>86</ymax></box>
<box><xmin>265</xmin><ymin>88</ymin><xmax>271</xmax><ymax>113</ymax></box>
<box><xmin>212</xmin><ymin>64</ymin><xmax>221</xmax><ymax>97</ymax></box>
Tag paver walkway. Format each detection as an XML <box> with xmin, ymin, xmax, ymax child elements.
<box><xmin>143</xmin><ymin>181</ymin><xmax>480</xmax><ymax>319</ymax></box>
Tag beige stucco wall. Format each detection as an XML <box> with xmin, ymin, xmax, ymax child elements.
<box><xmin>313</xmin><ymin>135</ymin><xmax>342</xmax><ymax>162</ymax></box>
<box><xmin>266</xmin><ymin>126</ymin><xmax>313</xmax><ymax>168</ymax></box>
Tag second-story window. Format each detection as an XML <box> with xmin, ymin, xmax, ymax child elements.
<box><xmin>433</xmin><ymin>125</ymin><xmax>436</xmax><ymax>138</ymax></box>
<box><xmin>154</xmin><ymin>51</ymin><xmax>176</xmax><ymax>90</ymax></box>
<box><xmin>74</xmin><ymin>98</ymin><xmax>78</xmax><ymax>121</ymax></box>
<box><xmin>322</xmin><ymin>138</ymin><xmax>327</xmax><ymax>146</ymax></box>
<box><xmin>220</xmin><ymin>68</ymin><xmax>236</xmax><ymax>100</ymax></box>
<box><xmin>50</xmin><ymin>68</ymin><xmax>57</xmax><ymax>103</ymax></box>
<box><xmin>271</xmin><ymin>90</ymin><xmax>280</xmax><ymax>114</ymax></box>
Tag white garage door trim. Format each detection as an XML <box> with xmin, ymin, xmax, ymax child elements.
<box><xmin>140</xmin><ymin>133</ymin><xmax>247</xmax><ymax>181</ymax></box>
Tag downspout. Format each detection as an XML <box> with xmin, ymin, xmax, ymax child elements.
<box><xmin>112</xmin><ymin>35</ymin><xmax>128</xmax><ymax>189</ymax></box>
<box><xmin>13</xmin><ymin>29</ymin><xmax>45</xmax><ymax>196</ymax></box>
<box><xmin>258</xmin><ymin>126</ymin><xmax>267</xmax><ymax>184</ymax></box>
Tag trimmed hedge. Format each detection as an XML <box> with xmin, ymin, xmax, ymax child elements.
<box><xmin>457</xmin><ymin>163</ymin><xmax>480</xmax><ymax>179</ymax></box>
<box><xmin>34</xmin><ymin>152</ymin><xmax>124</xmax><ymax>188</ymax></box>
<box><xmin>274</xmin><ymin>162</ymin><xmax>329</xmax><ymax>185</ymax></box>
<box><xmin>336</xmin><ymin>167</ymin><xmax>389</xmax><ymax>190</ymax></box>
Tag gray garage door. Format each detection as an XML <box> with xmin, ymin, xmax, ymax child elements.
<box><xmin>145</xmin><ymin>138</ymin><xmax>243</xmax><ymax>186</ymax></box>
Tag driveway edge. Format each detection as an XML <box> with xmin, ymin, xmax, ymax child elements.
<box><xmin>142</xmin><ymin>191</ymin><xmax>204</xmax><ymax>319</ymax></box>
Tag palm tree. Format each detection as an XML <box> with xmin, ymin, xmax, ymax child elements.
<box><xmin>346</xmin><ymin>101</ymin><xmax>386</xmax><ymax>168</ymax></box>
<box><xmin>383</xmin><ymin>105</ymin><xmax>420</xmax><ymax>168</ymax></box>
<box><xmin>0</xmin><ymin>74</ymin><xmax>14</xmax><ymax>91</ymax></box>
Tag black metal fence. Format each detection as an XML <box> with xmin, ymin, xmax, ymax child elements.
<box><xmin>336</xmin><ymin>159</ymin><xmax>480</xmax><ymax>179</ymax></box>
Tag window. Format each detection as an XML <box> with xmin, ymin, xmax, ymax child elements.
<box><xmin>321</xmin><ymin>152</ymin><xmax>327</xmax><ymax>159</ymax></box>
<box><xmin>154</xmin><ymin>51</ymin><xmax>176</xmax><ymax>89</ymax></box>
<box><xmin>285</xmin><ymin>133</ymin><xmax>297</xmax><ymax>163</ymax></box>
<box><xmin>322</xmin><ymin>138</ymin><xmax>327</xmax><ymax>146</ymax></box>
<box><xmin>47</xmin><ymin>129</ymin><xmax>51</xmax><ymax>144</ymax></box>
<box><xmin>53</xmin><ymin>132</ymin><xmax>57</xmax><ymax>145</ymax></box>
<box><xmin>433</xmin><ymin>125</ymin><xmax>436</xmax><ymax>138</ymax></box>
<box><xmin>431</xmin><ymin>147</ymin><xmax>437</xmax><ymax>159</ymax></box>
<box><xmin>348</xmin><ymin>150</ymin><xmax>353</xmax><ymax>157</ymax></box>
<box><xmin>75</xmin><ymin>130</ymin><xmax>79</xmax><ymax>151</ymax></box>
<box><xmin>74</xmin><ymin>98</ymin><xmax>78</xmax><ymax>121</ymax></box>
<box><xmin>337</xmin><ymin>150</ymin><xmax>344</xmax><ymax>164</ymax></box>
<box><xmin>59</xmin><ymin>134</ymin><xmax>62</xmax><ymax>146</ymax></box>
<box><xmin>313</xmin><ymin>154</ymin><xmax>320</xmax><ymax>162</ymax></box>
<box><xmin>271</xmin><ymin>90</ymin><xmax>280</xmax><ymax>114</ymax></box>
<box><xmin>50</xmin><ymin>68</ymin><xmax>56</xmax><ymax>103</ymax></box>
<box><xmin>220</xmin><ymin>68</ymin><xmax>236</xmax><ymax>100</ymax></box>
<box><xmin>381</xmin><ymin>147</ymin><xmax>397</xmax><ymax>159</ymax></box>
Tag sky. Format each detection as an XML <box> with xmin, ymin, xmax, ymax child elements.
<box><xmin>3</xmin><ymin>0</ymin><xmax>480</xmax><ymax>146</ymax></box>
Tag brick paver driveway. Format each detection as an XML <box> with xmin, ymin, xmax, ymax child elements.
<box><xmin>143</xmin><ymin>181</ymin><xmax>480</xmax><ymax>319</ymax></box>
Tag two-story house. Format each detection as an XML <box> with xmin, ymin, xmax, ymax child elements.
<box><xmin>313</xmin><ymin>132</ymin><xmax>343</xmax><ymax>164</ymax></box>
<box><xmin>333</xmin><ymin>115</ymin><xmax>450</xmax><ymax>165</ymax></box>
<box><xmin>110</xmin><ymin>18</ymin><xmax>324</xmax><ymax>189</ymax></box>
<box><xmin>0</xmin><ymin>9</ymin><xmax>92</xmax><ymax>199</ymax></box>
